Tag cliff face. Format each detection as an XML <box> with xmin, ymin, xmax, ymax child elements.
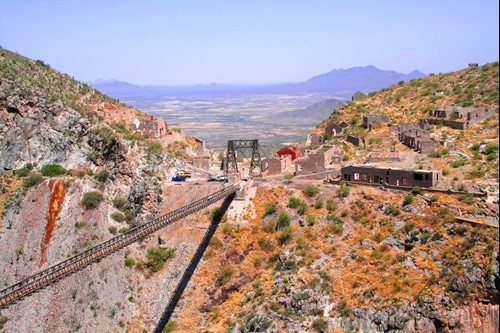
<box><xmin>0</xmin><ymin>48</ymin><xmax>217</xmax><ymax>332</ymax></box>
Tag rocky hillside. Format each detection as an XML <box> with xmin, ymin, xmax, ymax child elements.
<box><xmin>168</xmin><ymin>64</ymin><xmax>499</xmax><ymax>332</ymax></box>
<box><xmin>0</xmin><ymin>48</ymin><xmax>213</xmax><ymax>332</ymax></box>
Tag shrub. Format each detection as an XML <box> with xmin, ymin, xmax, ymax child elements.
<box><xmin>111</xmin><ymin>212</ymin><xmax>126</xmax><ymax>222</ymax></box>
<box><xmin>95</xmin><ymin>169</ymin><xmax>110</xmax><ymax>182</ymax></box>
<box><xmin>146</xmin><ymin>246</ymin><xmax>175</xmax><ymax>272</ymax></box>
<box><xmin>411</xmin><ymin>186</ymin><xmax>422</xmax><ymax>195</ymax></box>
<box><xmin>74</xmin><ymin>220</ymin><xmax>88</xmax><ymax>228</ymax></box>
<box><xmin>487</xmin><ymin>153</ymin><xmax>497</xmax><ymax>160</ymax></box>
<box><xmin>14</xmin><ymin>163</ymin><xmax>33</xmax><ymax>177</ymax></box>
<box><xmin>384</xmin><ymin>205</ymin><xmax>400</xmax><ymax>216</ymax></box>
<box><xmin>112</xmin><ymin>197</ymin><xmax>128</xmax><ymax>210</ymax></box>
<box><xmin>23</xmin><ymin>173</ymin><xmax>43</xmax><ymax>188</ymax></box>
<box><xmin>277</xmin><ymin>212</ymin><xmax>291</xmax><ymax>230</ymax></box>
<box><xmin>442</xmin><ymin>169</ymin><xmax>450</xmax><ymax>176</ymax></box>
<box><xmin>305</xmin><ymin>184</ymin><xmax>320</xmax><ymax>197</ymax></box>
<box><xmin>307</xmin><ymin>215</ymin><xmax>316</xmax><ymax>226</ymax></box>
<box><xmin>0</xmin><ymin>316</ymin><xmax>8</xmax><ymax>330</ymax></box>
<box><xmin>265</xmin><ymin>202</ymin><xmax>276</xmax><ymax>215</ymax></box>
<box><xmin>258</xmin><ymin>237</ymin><xmax>275</xmax><ymax>251</ymax></box>
<box><xmin>124</xmin><ymin>256</ymin><xmax>135</xmax><ymax>268</ymax></box>
<box><xmin>451</xmin><ymin>159</ymin><xmax>466</xmax><ymax>168</ymax></box>
<box><xmin>278</xmin><ymin>226</ymin><xmax>293</xmax><ymax>244</ymax></box>
<box><xmin>118</xmin><ymin>227</ymin><xmax>129</xmax><ymax>234</ymax></box>
<box><xmin>108</xmin><ymin>226</ymin><xmax>117</xmax><ymax>234</ymax></box>
<box><xmin>81</xmin><ymin>191</ymin><xmax>104</xmax><ymax>209</ymax></box>
<box><xmin>297</xmin><ymin>202</ymin><xmax>308</xmax><ymax>215</ymax></box>
<box><xmin>263</xmin><ymin>220</ymin><xmax>277</xmax><ymax>233</ymax></box>
<box><xmin>315</xmin><ymin>198</ymin><xmax>323</xmax><ymax>209</ymax></box>
<box><xmin>162</xmin><ymin>321</ymin><xmax>177</xmax><ymax>333</ymax></box>
<box><xmin>337</xmin><ymin>183</ymin><xmax>350</xmax><ymax>198</ymax></box>
<box><xmin>217</xmin><ymin>265</ymin><xmax>234</xmax><ymax>284</ymax></box>
<box><xmin>429</xmin><ymin>195</ymin><xmax>439</xmax><ymax>203</ymax></box>
<box><xmin>288</xmin><ymin>197</ymin><xmax>301</xmax><ymax>208</ymax></box>
<box><xmin>403</xmin><ymin>195</ymin><xmax>414</xmax><ymax>206</ymax></box>
<box><xmin>484</xmin><ymin>143</ymin><xmax>499</xmax><ymax>154</ymax></box>
<box><xmin>146</xmin><ymin>141</ymin><xmax>163</xmax><ymax>156</ymax></box>
<box><xmin>311</xmin><ymin>318</ymin><xmax>328</xmax><ymax>332</ymax></box>
<box><xmin>41</xmin><ymin>164</ymin><xmax>67</xmax><ymax>177</ymax></box>
<box><xmin>326</xmin><ymin>200</ymin><xmax>337</xmax><ymax>212</ymax></box>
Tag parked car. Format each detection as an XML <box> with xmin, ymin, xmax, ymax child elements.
<box><xmin>177</xmin><ymin>171</ymin><xmax>192</xmax><ymax>178</ymax></box>
<box><xmin>171</xmin><ymin>175</ymin><xmax>186</xmax><ymax>182</ymax></box>
<box><xmin>208</xmin><ymin>175</ymin><xmax>228</xmax><ymax>182</ymax></box>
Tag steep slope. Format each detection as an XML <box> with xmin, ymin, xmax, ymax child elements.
<box><xmin>0</xmin><ymin>48</ymin><xmax>213</xmax><ymax>332</ymax></box>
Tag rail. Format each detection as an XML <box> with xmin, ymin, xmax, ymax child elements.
<box><xmin>0</xmin><ymin>184</ymin><xmax>239</xmax><ymax>309</ymax></box>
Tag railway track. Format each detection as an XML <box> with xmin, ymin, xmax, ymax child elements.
<box><xmin>0</xmin><ymin>184</ymin><xmax>239</xmax><ymax>309</ymax></box>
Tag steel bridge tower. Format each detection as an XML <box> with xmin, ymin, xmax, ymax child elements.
<box><xmin>225</xmin><ymin>139</ymin><xmax>261</xmax><ymax>174</ymax></box>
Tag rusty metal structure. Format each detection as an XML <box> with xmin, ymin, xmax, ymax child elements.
<box><xmin>0</xmin><ymin>184</ymin><xmax>239</xmax><ymax>309</ymax></box>
<box><xmin>225</xmin><ymin>139</ymin><xmax>261</xmax><ymax>174</ymax></box>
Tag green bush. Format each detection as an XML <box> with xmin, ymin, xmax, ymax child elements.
<box><xmin>277</xmin><ymin>212</ymin><xmax>291</xmax><ymax>230</ymax></box>
<box><xmin>384</xmin><ymin>205</ymin><xmax>400</xmax><ymax>216</ymax></box>
<box><xmin>146</xmin><ymin>141</ymin><xmax>163</xmax><ymax>156</ymax></box>
<box><xmin>81</xmin><ymin>191</ymin><xmax>104</xmax><ymax>209</ymax></box>
<box><xmin>0</xmin><ymin>316</ymin><xmax>8</xmax><ymax>330</ymax></box>
<box><xmin>23</xmin><ymin>173</ymin><xmax>43</xmax><ymax>188</ymax></box>
<box><xmin>74</xmin><ymin>220</ymin><xmax>88</xmax><ymax>228</ymax></box>
<box><xmin>146</xmin><ymin>246</ymin><xmax>175</xmax><ymax>272</ymax></box>
<box><xmin>118</xmin><ymin>227</ymin><xmax>129</xmax><ymax>234</ymax></box>
<box><xmin>112</xmin><ymin>197</ymin><xmax>128</xmax><ymax>210</ymax></box>
<box><xmin>278</xmin><ymin>226</ymin><xmax>293</xmax><ymax>244</ymax></box>
<box><xmin>41</xmin><ymin>164</ymin><xmax>67</xmax><ymax>176</ymax></box>
<box><xmin>403</xmin><ymin>195</ymin><xmax>414</xmax><ymax>206</ymax></box>
<box><xmin>297</xmin><ymin>202</ymin><xmax>308</xmax><ymax>215</ymax></box>
<box><xmin>265</xmin><ymin>202</ymin><xmax>276</xmax><ymax>215</ymax></box>
<box><xmin>14</xmin><ymin>163</ymin><xmax>33</xmax><ymax>177</ymax></box>
<box><xmin>305</xmin><ymin>184</ymin><xmax>320</xmax><ymax>197</ymax></box>
<box><xmin>337</xmin><ymin>183</ymin><xmax>350</xmax><ymax>198</ymax></box>
<box><xmin>162</xmin><ymin>321</ymin><xmax>177</xmax><ymax>333</ymax></box>
<box><xmin>95</xmin><ymin>169</ymin><xmax>110</xmax><ymax>182</ymax></box>
<box><xmin>217</xmin><ymin>265</ymin><xmax>234</xmax><ymax>284</ymax></box>
<box><xmin>124</xmin><ymin>256</ymin><xmax>135</xmax><ymax>268</ymax></box>
<box><xmin>484</xmin><ymin>143</ymin><xmax>499</xmax><ymax>154</ymax></box>
<box><xmin>263</xmin><ymin>220</ymin><xmax>277</xmax><ymax>233</ymax></box>
<box><xmin>108</xmin><ymin>226</ymin><xmax>117</xmax><ymax>235</ymax></box>
<box><xmin>111</xmin><ymin>212</ymin><xmax>126</xmax><ymax>222</ymax></box>
<box><xmin>411</xmin><ymin>186</ymin><xmax>422</xmax><ymax>195</ymax></box>
<box><xmin>315</xmin><ymin>198</ymin><xmax>323</xmax><ymax>209</ymax></box>
<box><xmin>288</xmin><ymin>197</ymin><xmax>301</xmax><ymax>208</ymax></box>
<box><xmin>451</xmin><ymin>159</ymin><xmax>466</xmax><ymax>168</ymax></box>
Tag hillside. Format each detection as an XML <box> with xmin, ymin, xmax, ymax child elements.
<box><xmin>168</xmin><ymin>63</ymin><xmax>499</xmax><ymax>332</ymax></box>
<box><xmin>281</xmin><ymin>98</ymin><xmax>345</xmax><ymax>121</ymax></box>
<box><xmin>0</xmin><ymin>49</ymin><xmax>498</xmax><ymax>333</ymax></box>
<box><xmin>0</xmin><ymin>48</ymin><xmax>214</xmax><ymax>332</ymax></box>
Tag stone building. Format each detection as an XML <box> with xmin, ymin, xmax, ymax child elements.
<box><xmin>306</xmin><ymin>130</ymin><xmax>324</xmax><ymax>146</ymax></box>
<box><xmin>131</xmin><ymin>116</ymin><xmax>167</xmax><ymax>138</ymax></box>
<box><xmin>325</xmin><ymin>122</ymin><xmax>346</xmax><ymax>137</ymax></box>
<box><xmin>295</xmin><ymin>147</ymin><xmax>340</xmax><ymax>175</ymax></box>
<box><xmin>347</xmin><ymin>135</ymin><xmax>365</xmax><ymax>147</ymax></box>
<box><xmin>363</xmin><ymin>114</ymin><xmax>390</xmax><ymax>128</ymax></box>
<box><xmin>262</xmin><ymin>155</ymin><xmax>292</xmax><ymax>175</ymax></box>
<box><xmin>100</xmin><ymin>108</ymin><xmax>136</xmax><ymax>123</ymax></box>
<box><xmin>341</xmin><ymin>165</ymin><xmax>440</xmax><ymax>188</ymax></box>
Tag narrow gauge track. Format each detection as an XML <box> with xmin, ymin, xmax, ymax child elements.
<box><xmin>0</xmin><ymin>184</ymin><xmax>239</xmax><ymax>309</ymax></box>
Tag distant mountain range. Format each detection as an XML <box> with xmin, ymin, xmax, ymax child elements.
<box><xmin>88</xmin><ymin>65</ymin><xmax>426</xmax><ymax>98</ymax></box>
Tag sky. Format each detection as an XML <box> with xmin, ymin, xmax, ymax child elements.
<box><xmin>0</xmin><ymin>0</ymin><xmax>498</xmax><ymax>85</ymax></box>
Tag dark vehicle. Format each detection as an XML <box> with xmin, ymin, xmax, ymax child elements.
<box><xmin>171</xmin><ymin>176</ymin><xmax>186</xmax><ymax>181</ymax></box>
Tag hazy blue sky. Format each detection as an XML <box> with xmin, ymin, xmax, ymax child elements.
<box><xmin>0</xmin><ymin>0</ymin><xmax>498</xmax><ymax>85</ymax></box>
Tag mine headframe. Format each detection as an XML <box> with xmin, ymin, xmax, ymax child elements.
<box><xmin>225</xmin><ymin>139</ymin><xmax>261</xmax><ymax>174</ymax></box>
